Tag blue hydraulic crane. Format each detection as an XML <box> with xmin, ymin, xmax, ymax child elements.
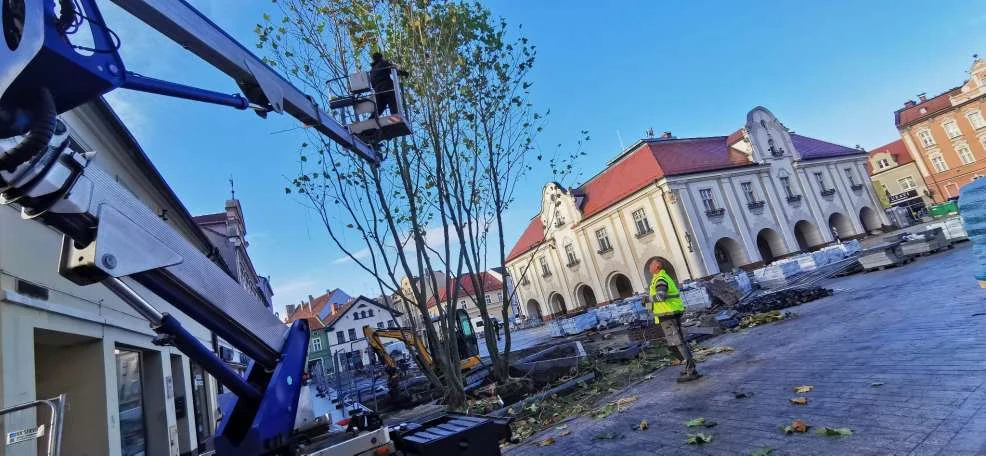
<box><xmin>0</xmin><ymin>0</ymin><xmax>507</xmax><ymax>454</ymax></box>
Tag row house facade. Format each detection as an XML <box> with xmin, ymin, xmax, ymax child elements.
<box><xmin>506</xmin><ymin>107</ymin><xmax>888</xmax><ymax>321</ymax></box>
<box><xmin>867</xmin><ymin>139</ymin><xmax>934</xmax><ymax>215</ymax></box>
<box><xmin>0</xmin><ymin>98</ymin><xmax>272</xmax><ymax>455</ymax></box>
<box><xmin>894</xmin><ymin>58</ymin><xmax>986</xmax><ymax>201</ymax></box>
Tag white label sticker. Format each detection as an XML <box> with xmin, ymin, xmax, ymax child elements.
<box><xmin>6</xmin><ymin>424</ymin><xmax>45</xmax><ymax>445</ymax></box>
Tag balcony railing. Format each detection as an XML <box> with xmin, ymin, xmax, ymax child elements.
<box><xmin>597</xmin><ymin>246</ymin><xmax>614</xmax><ymax>254</ymax></box>
<box><xmin>850</xmin><ymin>183</ymin><xmax>864</xmax><ymax>191</ymax></box>
<box><xmin>541</xmin><ymin>271</ymin><xmax>552</xmax><ymax>278</ymax></box>
<box><xmin>705</xmin><ymin>207</ymin><xmax>726</xmax><ymax>217</ymax></box>
<box><xmin>820</xmin><ymin>188</ymin><xmax>836</xmax><ymax>197</ymax></box>
<box><xmin>786</xmin><ymin>194</ymin><xmax>802</xmax><ymax>203</ymax></box>
<box><xmin>747</xmin><ymin>200</ymin><xmax>765</xmax><ymax>210</ymax></box>
<box><xmin>634</xmin><ymin>228</ymin><xmax>654</xmax><ymax>238</ymax></box>
<box><xmin>566</xmin><ymin>259</ymin><xmax>581</xmax><ymax>268</ymax></box>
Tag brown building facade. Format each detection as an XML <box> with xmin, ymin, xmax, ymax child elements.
<box><xmin>895</xmin><ymin>58</ymin><xmax>986</xmax><ymax>201</ymax></box>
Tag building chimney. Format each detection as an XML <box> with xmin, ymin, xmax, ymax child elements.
<box><xmin>904</xmin><ymin>100</ymin><xmax>916</xmax><ymax>108</ymax></box>
<box><xmin>661</xmin><ymin>131</ymin><xmax>673</xmax><ymax>139</ymax></box>
<box><xmin>917</xmin><ymin>93</ymin><xmax>927</xmax><ymax>103</ymax></box>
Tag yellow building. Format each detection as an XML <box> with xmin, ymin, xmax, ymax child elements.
<box><xmin>867</xmin><ymin>139</ymin><xmax>933</xmax><ymax>215</ymax></box>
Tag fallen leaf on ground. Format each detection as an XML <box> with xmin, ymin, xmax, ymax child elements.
<box><xmin>734</xmin><ymin>391</ymin><xmax>754</xmax><ymax>399</ymax></box>
<box><xmin>593</xmin><ymin>431</ymin><xmax>625</xmax><ymax>440</ymax></box>
<box><xmin>615</xmin><ymin>396</ymin><xmax>638</xmax><ymax>407</ymax></box>
<box><xmin>693</xmin><ymin>346</ymin><xmax>735</xmax><ymax>360</ymax></box>
<box><xmin>870</xmin><ymin>382</ymin><xmax>884</xmax><ymax>387</ymax></box>
<box><xmin>686</xmin><ymin>433</ymin><xmax>713</xmax><ymax>445</ymax></box>
<box><xmin>783</xmin><ymin>419</ymin><xmax>809</xmax><ymax>434</ymax></box>
<box><xmin>816</xmin><ymin>427</ymin><xmax>853</xmax><ymax>436</ymax></box>
<box><xmin>644</xmin><ymin>374</ymin><xmax>654</xmax><ymax>380</ymax></box>
<box><xmin>538</xmin><ymin>437</ymin><xmax>555</xmax><ymax>446</ymax></box>
<box><xmin>750</xmin><ymin>448</ymin><xmax>774</xmax><ymax>456</ymax></box>
<box><xmin>685</xmin><ymin>417</ymin><xmax>707</xmax><ymax>427</ymax></box>
<box><xmin>559</xmin><ymin>430</ymin><xmax>571</xmax><ymax>437</ymax></box>
<box><xmin>793</xmin><ymin>385</ymin><xmax>813</xmax><ymax>393</ymax></box>
<box><xmin>633</xmin><ymin>419</ymin><xmax>648</xmax><ymax>431</ymax></box>
<box><xmin>789</xmin><ymin>397</ymin><xmax>808</xmax><ymax>405</ymax></box>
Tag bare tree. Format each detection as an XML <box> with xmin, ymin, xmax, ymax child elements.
<box><xmin>258</xmin><ymin>0</ymin><xmax>559</xmax><ymax>407</ymax></box>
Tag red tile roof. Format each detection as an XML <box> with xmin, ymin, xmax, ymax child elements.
<box><xmin>506</xmin><ymin>132</ymin><xmax>866</xmax><ymax>262</ymax></box>
<box><xmin>428</xmin><ymin>272</ymin><xmax>503</xmax><ymax>307</ymax></box>
<box><xmin>894</xmin><ymin>88</ymin><xmax>961</xmax><ymax>128</ymax></box>
<box><xmin>790</xmin><ymin>134</ymin><xmax>862</xmax><ymax>160</ymax></box>
<box><xmin>866</xmin><ymin>139</ymin><xmax>911</xmax><ymax>175</ymax></box>
<box><xmin>505</xmin><ymin>218</ymin><xmax>545</xmax><ymax>262</ymax></box>
<box><xmin>286</xmin><ymin>289</ymin><xmax>352</xmax><ymax>329</ymax></box>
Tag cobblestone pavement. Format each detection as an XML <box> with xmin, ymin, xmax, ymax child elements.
<box><xmin>506</xmin><ymin>242</ymin><xmax>986</xmax><ymax>456</ymax></box>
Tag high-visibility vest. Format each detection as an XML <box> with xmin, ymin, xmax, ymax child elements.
<box><xmin>650</xmin><ymin>270</ymin><xmax>683</xmax><ymax>322</ymax></box>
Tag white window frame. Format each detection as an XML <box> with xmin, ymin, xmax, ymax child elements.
<box><xmin>844</xmin><ymin>168</ymin><xmax>857</xmax><ymax>186</ymax></box>
<box><xmin>944</xmin><ymin>182</ymin><xmax>959</xmax><ymax>198</ymax></box>
<box><xmin>631</xmin><ymin>208</ymin><xmax>652</xmax><ymax>235</ymax></box>
<box><xmin>539</xmin><ymin>256</ymin><xmax>550</xmax><ymax>276</ymax></box>
<box><xmin>957</xmin><ymin>144</ymin><xmax>976</xmax><ymax>165</ymax></box>
<box><xmin>740</xmin><ymin>181</ymin><xmax>756</xmax><ymax>203</ymax></box>
<box><xmin>699</xmin><ymin>188</ymin><xmax>716</xmax><ymax>211</ymax></box>
<box><xmin>898</xmin><ymin>176</ymin><xmax>917</xmax><ymax>192</ymax></box>
<box><xmin>930</xmin><ymin>152</ymin><xmax>949</xmax><ymax>172</ymax></box>
<box><xmin>943</xmin><ymin>120</ymin><xmax>962</xmax><ymax>139</ymax></box>
<box><xmin>918</xmin><ymin>129</ymin><xmax>936</xmax><ymax>148</ymax></box>
<box><xmin>967</xmin><ymin>110</ymin><xmax>986</xmax><ymax>130</ymax></box>
<box><xmin>813</xmin><ymin>171</ymin><xmax>827</xmax><ymax>190</ymax></box>
<box><xmin>564</xmin><ymin>242</ymin><xmax>578</xmax><ymax>264</ymax></box>
<box><xmin>311</xmin><ymin>335</ymin><xmax>323</xmax><ymax>352</ymax></box>
<box><xmin>595</xmin><ymin>228</ymin><xmax>612</xmax><ymax>252</ymax></box>
<box><xmin>877</xmin><ymin>158</ymin><xmax>890</xmax><ymax>169</ymax></box>
<box><xmin>779</xmin><ymin>176</ymin><xmax>794</xmax><ymax>197</ymax></box>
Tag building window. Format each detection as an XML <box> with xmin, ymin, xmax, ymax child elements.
<box><xmin>353</xmin><ymin>312</ymin><xmax>359</xmax><ymax>320</ymax></box>
<box><xmin>779</xmin><ymin>176</ymin><xmax>794</xmax><ymax>198</ymax></box>
<box><xmin>814</xmin><ymin>172</ymin><xmax>827</xmax><ymax>190</ymax></box>
<box><xmin>388</xmin><ymin>320</ymin><xmax>396</xmax><ymax>328</ymax></box>
<box><xmin>918</xmin><ymin>129</ymin><xmax>935</xmax><ymax>148</ymax></box>
<box><xmin>376</xmin><ymin>321</ymin><xmax>384</xmax><ymax>329</ymax></box>
<box><xmin>539</xmin><ymin>256</ymin><xmax>551</xmax><ymax>277</ymax></box>
<box><xmin>115</xmin><ymin>349</ymin><xmax>147</xmax><ymax>456</ymax></box>
<box><xmin>943</xmin><ymin>120</ymin><xmax>962</xmax><ymax>139</ymax></box>
<box><xmin>311</xmin><ymin>336</ymin><xmax>323</xmax><ymax>352</ymax></box>
<box><xmin>844</xmin><ymin>168</ymin><xmax>857</xmax><ymax>186</ymax></box>
<box><xmin>337</xmin><ymin>331</ymin><xmax>345</xmax><ymax>344</ymax></box>
<box><xmin>564</xmin><ymin>242</ymin><xmax>579</xmax><ymax>266</ymax></box>
<box><xmin>944</xmin><ymin>182</ymin><xmax>959</xmax><ymax>198</ymax></box>
<box><xmin>957</xmin><ymin>144</ymin><xmax>976</xmax><ymax>165</ymax></box>
<box><xmin>740</xmin><ymin>182</ymin><xmax>756</xmax><ymax>203</ymax></box>
<box><xmin>930</xmin><ymin>153</ymin><xmax>949</xmax><ymax>172</ymax></box>
<box><xmin>554</xmin><ymin>210</ymin><xmax>565</xmax><ymax>227</ymax></box>
<box><xmin>898</xmin><ymin>176</ymin><xmax>917</xmax><ymax>192</ymax></box>
<box><xmin>631</xmin><ymin>208</ymin><xmax>653</xmax><ymax>236</ymax></box>
<box><xmin>877</xmin><ymin>158</ymin><xmax>891</xmax><ymax>169</ymax></box>
<box><xmin>348</xmin><ymin>328</ymin><xmax>357</xmax><ymax>341</ymax></box>
<box><xmin>595</xmin><ymin>228</ymin><xmax>613</xmax><ymax>252</ymax></box>
<box><xmin>699</xmin><ymin>188</ymin><xmax>716</xmax><ymax>211</ymax></box>
<box><xmin>368</xmin><ymin>309</ymin><xmax>374</xmax><ymax>317</ymax></box>
<box><xmin>967</xmin><ymin>111</ymin><xmax>986</xmax><ymax>130</ymax></box>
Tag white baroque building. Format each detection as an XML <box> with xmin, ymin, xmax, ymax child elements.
<box><xmin>506</xmin><ymin>107</ymin><xmax>888</xmax><ymax>321</ymax></box>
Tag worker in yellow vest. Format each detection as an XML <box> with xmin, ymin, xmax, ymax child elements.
<box><xmin>648</xmin><ymin>259</ymin><xmax>701</xmax><ymax>382</ymax></box>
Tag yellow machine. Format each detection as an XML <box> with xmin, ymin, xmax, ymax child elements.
<box><xmin>363</xmin><ymin>309</ymin><xmax>482</xmax><ymax>374</ymax></box>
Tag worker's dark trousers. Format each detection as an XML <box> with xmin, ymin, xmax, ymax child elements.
<box><xmin>375</xmin><ymin>90</ymin><xmax>397</xmax><ymax>116</ymax></box>
<box><xmin>659</xmin><ymin>314</ymin><xmax>698</xmax><ymax>374</ymax></box>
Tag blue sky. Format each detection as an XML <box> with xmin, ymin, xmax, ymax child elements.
<box><xmin>97</xmin><ymin>0</ymin><xmax>986</xmax><ymax>316</ymax></box>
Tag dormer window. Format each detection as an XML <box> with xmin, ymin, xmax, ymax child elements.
<box><xmin>877</xmin><ymin>158</ymin><xmax>891</xmax><ymax>169</ymax></box>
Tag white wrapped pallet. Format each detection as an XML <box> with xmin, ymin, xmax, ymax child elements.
<box><xmin>681</xmin><ymin>287</ymin><xmax>711</xmax><ymax>310</ymax></box>
<box><xmin>733</xmin><ymin>272</ymin><xmax>752</xmax><ymax>295</ymax></box>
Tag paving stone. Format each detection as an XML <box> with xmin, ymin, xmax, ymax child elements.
<box><xmin>506</xmin><ymin>244</ymin><xmax>986</xmax><ymax>456</ymax></box>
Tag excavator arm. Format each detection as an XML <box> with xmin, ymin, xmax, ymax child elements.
<box><xmin>363</xmin><ymin>327</ymin><xmax>435</xmax><ymax>371</ymax></box>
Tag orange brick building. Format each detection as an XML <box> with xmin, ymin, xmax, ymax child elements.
<box><xmin>895</xmin><ymin>58</ymin><xmax>986</xmax><ymax>201</ymax></box>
